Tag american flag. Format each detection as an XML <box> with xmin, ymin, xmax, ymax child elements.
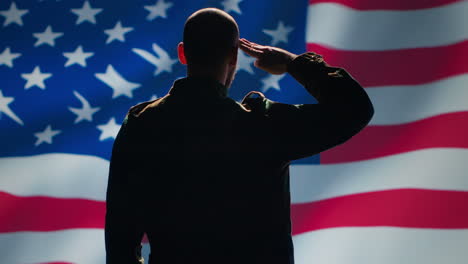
<box><xmin>0</xmin><ymin>0</ymin><xmax>467</xmax><ymax>263</ymax></box>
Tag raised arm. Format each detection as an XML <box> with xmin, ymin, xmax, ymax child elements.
<box><xmin>239</xmin><ymin>38</ymin><xmax>374</xmax><ymax>161</ymax></box>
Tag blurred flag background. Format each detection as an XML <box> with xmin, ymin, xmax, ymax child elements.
<box><xmin>1</xmin><ymin>0</ymin><xmax>467</xmax><ymax>263</ymax></box>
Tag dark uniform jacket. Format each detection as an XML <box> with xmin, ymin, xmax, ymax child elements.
<box><xmin>105</xmin><ymin>52</ymin><xmax>374</xmax><ymax>264</ymax></box>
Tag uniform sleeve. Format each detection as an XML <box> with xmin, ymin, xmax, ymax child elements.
<box><xmin>244</xmin><ymin>52</ymin><xmax>374</xmax><ymax>161</ymax></box>
<box><xmin>105</xmin><ymin>116</ymin><xmax>145</xmax><ymax>264</ymax></box>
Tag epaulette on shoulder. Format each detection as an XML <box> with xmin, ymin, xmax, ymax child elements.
<box><xmin>241</xmin><ymin>91</ymin><xmax>277</xmax><ymax>115</ymax></box>
<box><xmin>241</xmin><ymin>91</ymin><xmax>301</xmax><ymax>119</ymax></box>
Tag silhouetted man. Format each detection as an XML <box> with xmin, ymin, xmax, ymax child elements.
<box><xmin>105</xmin><ymin>8</ymin><xmax>374</xmax><ymax>264</ymax></box>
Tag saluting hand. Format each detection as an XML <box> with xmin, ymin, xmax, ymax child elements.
<box><xmin>239</xmin><ymin>38</ymin><xmax>298</xmax><ymax>75</ymax></box>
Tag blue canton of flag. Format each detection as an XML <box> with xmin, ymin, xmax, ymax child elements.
<box><xmin>0</xmin><ymin>0</ymin><xmax>313</xmax><ymax>161</ymax></box>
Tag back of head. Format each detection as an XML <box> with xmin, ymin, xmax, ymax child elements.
<box><xmin>183</xmin><ymin>8</ymin><xmax>239</xmax><ymax>68</ymax></box>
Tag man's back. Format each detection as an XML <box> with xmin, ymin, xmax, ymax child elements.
<box><xmin>111</xmin><ymin>77</ymin><xmax>296</xmax><ymax>263</ymax></box>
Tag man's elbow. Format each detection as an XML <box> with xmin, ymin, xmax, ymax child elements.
<box><xmin>361</xmin><ymin>99</ymin><xmax>374</xmax><ymax>126</ymax></box>
<box><xmin>348</xmin><ymin>98</ymin><xmax>374</xmax><ymax>137</ymax></box>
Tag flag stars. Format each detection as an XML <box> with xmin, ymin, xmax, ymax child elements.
<box><xmin>97</xmin><ymin>117</ymin><xmax>120</xmax><ymax>141</ymax></box>
<box><xmin>104</xmin><ymin>21</ymin><xmax>134</xmax><ymax>44</ymax></box>
<box><xmin>95</xmin><ymin>65</ymin><xmax>141</xmax><ymax>99</ymax></box>
<box><xmin>34</xmin><ymin>125</ymin><xmax>61</xmax><ymax>146</ymax></box>
<box><xmin>63</xmin><ymin>45</ymin><xmax>94</xmax><ymax>67</ymax></box>
<box><xmin>132</xmin><ymin>43</ymin><xmax>177</xmax><ymax>76</ymax></box>
<box><xmin>0</xmin><ymin>90</ymin><xmax>23</xmax><ymax>126</ymax></box>
<box><xmin>237</xmin><ymin>50</ymin><xmax>256</xmax><ymax>74</ymax></box>
<box><xmin>262</xmin><ymin>21</ymin><xmax>294</xmax><ymax>46</ymax></box>
<box><xmin>68</xmin><ymin>90</ymin><xmax>100</xmax><ymax>123</ymax></box>
<box><xmin>33</xmin><ymin>25</ymin><xmax>64</xmax><ymax>47</ymax></box>
<box><xmin>144</xmin><ymin>0</ymin><xmax>173</xmax><ymax>21</ymax></box>
<box><xmin>0</xmin><ymin>2</ymin><xmax>29</xmax><ymax>27</ymax></box>
<box><xmin>0</xmin><ymin>47</ymin><xmax>21</xmax><ymax>68</ymax></box>
<box><xmin>71</xmin><ymin>1</ymin><xmax>103</xmax><ymax>25</ymax></box>
<box><xmin>21</xmin><ymin>66</ymin><xmax>52</xmax><ymax>90</ymax></box>
<box><xmin>221</xmin><ymin>0</ymin><xmax>243</xmax><ymax>15</ymax></box>
<box><xmin>261</xmin><ymin>74</ymin><xmax>286</xmax><ymax>93</ymax></box>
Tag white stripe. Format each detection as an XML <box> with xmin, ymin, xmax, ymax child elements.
<box><xmin>3</xmin><ymin>228</ymin><xmax>466</xmax><ymax>264</ymax></box>
<box><xmin>293</xmin><ymin>227</ymin><xmax>468</xmax><ymax>264</ymax></box>
<box><xmin>306</xmin><ymin>2</ymin><xmax>468</xmax><ymax>51</ymax></box>
<box><xmin>0</xmin><ymin>153</ymin><xmax>108</xmax><ymax>200</ymax></box>
<box><xmin>366</xmin><ymin>74</ymin><xmax>468</xmax><ymax>125</ymax></box>
<box><xmin>4</xmin><ymin>149</ymin><xmax>468</xmax><ymax>205</ymax></box>
<box><xmin>142</xmin><ymin>243</ymin><xmax>151</xmax><ymax>264</ymax></box>
<box><xmin>290</xmin><ymin>149</ymin><xmax>468</xmax><ymax>203</ymax></box>
<box><xmin>4</xmin><ymin>228</ymin><xmax>466</xmax><ymax>264</ymax></box>
<box><xmin>0</xmin><ymin>229</ymin><xmax>105</xmax><ymax>264</ymax></box>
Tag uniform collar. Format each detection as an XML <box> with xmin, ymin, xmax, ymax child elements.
<box><xmin>169</xmin><ymin>76</ymin><xmax>228</xmax><ymax>99</ymax></box>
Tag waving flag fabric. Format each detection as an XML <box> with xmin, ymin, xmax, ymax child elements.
<box><xmin>0</xmin><ymin>0</ymin><xmax>466</xmax><ymax>263</ymax></box>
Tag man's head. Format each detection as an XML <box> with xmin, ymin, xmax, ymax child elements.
<box><xmin>178</xmin><ymin>8</ymin><xmax>239</xmax><ymax>87</ymax></box>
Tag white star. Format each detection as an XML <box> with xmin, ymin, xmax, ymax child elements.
<box><xmin>71</xmin><ymin>1</ymin><xmax>103</xmax><ymax>25</ymax></box>
<box><xmin>97</xmin><ymin>117</ymin><xmax>120</xmax><ymax>141</ymax></box>
<box><xmin>63</xmin><ymin>45</ymin><xmax>94</xmax><ymax>67</ymax></box>
<box><xmin>221</xmin><ymin>0</ymin><xmax>243</xmax><ymax>14</ymax></box>
<box><xmin>132</xmin><ymin>43</ymin><xmax>177</xmax><ymax>76</ymax></box>
<box><xmin>33</xmin><ymin>25</ymin><xmax>64</xmax><ymax>47</ymax></box>
<box><xmin>0</xmin><ymin>90</ymin><xmax>23</xmax><ymax>126</ymax></box>
<box><xmin>95</xmin><ymin>65</ymin><xmax>141</xmax><ymax>99</ymax></box>
<box><xmin>0</xmin><ymin>47</ymin><xmax>21</xmax><ymax>68</ymax></box>
<box><xmin>0</xmin><ymin>2</ymin><xmax>29</xmax><ymax>27</ymax></box>
<box><xmin>261</xmin><ymin>74</ymin><xmax>286</xmax><ymax>93</ymax></box>
<box><xmin>34</xmin><ymin>125</ymin><xmax>61</xmax><ymax>146</ymax></box>
<box><xmin>262</xmin><ymin>21</ymin><xmax>294</xmax><ymax>46</ymax></box>
<box><xmin>144</xmin><ymin>0</ymin><xmax>173</xmax><ymax>21</ymax></box>
<box><xmin>237</xmin><ymin>50</ymin><xmax>256</xmax><ymax>74</ymax></box>
<box><xmin>104</xmin><ymin>21</ymin><xmax>134</xmax><ymax>44</ymax></box>
<box><xmin>68</xmin><ymin>90</ymin><xmax>100</xmax><ymax>123</ymax></box>
<box><xmin>21</xmin><ymin>66</ymin><xmax>52</xmax><ymax>90</ymax></box>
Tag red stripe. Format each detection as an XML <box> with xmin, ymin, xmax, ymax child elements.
<box><xmin>0</xmin><ymin>191</ymin><xmax>104</xmax><ymax>233</ymax></box>
<box><xmin>0</xmin><ymin>190</ymin><xmax>151</xmax><ymax>244</ymax></box>
<box><xmin>291</xmin><ymin>189</ymin><xmax>468</xmax><ymax>235</ymax></box>
<box><xmin>35</xmin><ymin>263</ymin><xmax>73</xmax><ymax>264</ymax></box>
<box><xmin>306</xmin><ymin>40</ymin><xmax>468</xmax><ymax>87</ymax></box>
<box><xmin>4</xmin><ymin>188</ymin><xmax>468</xmax><ymax>236</ymax></box>
<box><xmin>321</xmin><ymin>111</ymin><xmax>468</xmax><ymax>164</ymax></box>
<box><xmin>309</xmin><ymin>0</ymin><xmax>461</xmax><ymax>10</ymax></box>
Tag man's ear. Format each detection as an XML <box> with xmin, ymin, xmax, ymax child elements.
<box><xmin>177</xmin><ymin>42</ymin><xmax>187</xmax><ymax>65</ymax></box>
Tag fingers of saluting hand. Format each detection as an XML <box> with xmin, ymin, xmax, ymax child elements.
<box><xmin>240</xmin><ymin>38</ymin><xmax>264</xmax><ymax>50</ymax></box>
<box><xmin>239</xmin><ymin>38</ymin><xmax>263</xmax><ymax>58</ymax></box>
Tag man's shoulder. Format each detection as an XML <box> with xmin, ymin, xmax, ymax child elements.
<box><xmin>123</xmin><ymin>91</ymin><xmax>295</xmax><ymax>122</ymax></box>
<box><xmin>127</xmin><ymin>95</ymin><xmax>169</xmax><ymax>118</ymax></box>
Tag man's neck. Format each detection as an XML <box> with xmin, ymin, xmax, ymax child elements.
<box><xmin>187</xmin><ymin>64</ymin><xmax>228</xmax><ymax>87</ymax></box>
<box><xmin>169</xmin><ymin>76</ymin><xmax>228</xmax><ymax>98</ymax></box>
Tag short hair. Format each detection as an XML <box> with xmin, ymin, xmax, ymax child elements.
<box><xmin>183</xmin><ymin>8</ymin><xmax>239</xmax><ymax>67</ymax></box>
